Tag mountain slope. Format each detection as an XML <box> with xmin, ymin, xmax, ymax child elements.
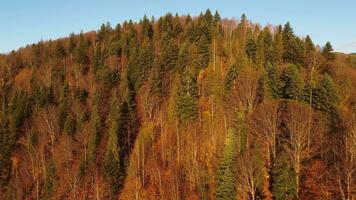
<box><xmin>0</xmin><ymin>10</ymin><xmax>355</xmax><ymax>200</ymax></box>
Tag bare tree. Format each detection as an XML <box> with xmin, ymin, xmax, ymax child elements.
<box><xmin>236</xmin><ymin>148</ymin><xmax>262</xmax><ymax>200</ymax></box>
<box><xmin>335</xmin><ymin>112</ymin><xmax>356</xmax><ymax>200</ymax></box>
<box><xmin>229</xmin><ymin>67</ymin><xmax>261</xmax><ymax>114</ymax></box>
<box><xmin>251</xmin><ymin>101</ymin><xmax>281</xmax><ymax>168</ymax></box>
<box><xmin>283</xmin><ymin>103</ymin><xmax>323</xmax><ymax>198</ymax></box>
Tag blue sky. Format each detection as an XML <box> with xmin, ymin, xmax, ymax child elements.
<box><xmin>1</xmin><ymin>0</ymin><xmax>356</xmax><ymax>53</ymax></box>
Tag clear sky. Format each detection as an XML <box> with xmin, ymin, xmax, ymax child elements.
<box><xmin>1</xmin><ymin>0</ymin><xmax>356</xmax><ymax>54</ymax></box>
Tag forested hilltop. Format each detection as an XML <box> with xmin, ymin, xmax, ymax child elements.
<box><xmin>0</xmin><ymin>10</ymin><xmax>355</xmax><ymax>200</ymax></box>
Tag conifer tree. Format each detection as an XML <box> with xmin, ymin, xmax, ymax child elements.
<box><xmin>198</xmin><ymin>35</ymin><xmax>210</xmax><ymax>68</ymax></box>
<box><xmin>313</xmin><ymin>74</ymin><xmax>339</xmax><ymax>113</ymax></box>
<box><xmin>224</xmin><ymin>63</ymin><xmax>241</xmax><ymax>91</ymax></box>
<box><xmin>265</xmin><ymin>63</ymin><xmax>279</xmax><ymax>99</ymax></box>
<box><xmin>279</xmin><ymin>64</ymin><xmax>304</xmax><ymax>100</ymax></box>
<box><xmin>271</xmin><ymin>150</ymin><xmax>297</xmax><ymax>200</ymax></box>
<box><xmin>104</xmin><ymin>94</ymin><xmax>121</xmax><ymax>192</ymax></box>
<box><xmin>322</xmin><ymin>41</ymin><xmax>335</xmax><ymax>61</ymax></box>
<box><xmin>136</xmin><ymin>39</ymin><xmax>154</xmax><ymax>85</ymax></box>
<box><xmin>58</xmin><ymin>84</ymin><xmax>69</xmax><ymax>131</ymax></box>
<box><xmin>87</xmin><ymin>97</ymin><xmax>102</xmax><ymax>163</ymax></box>
<box><xmin>282</xmin><ymin>23</ymin><xmax>301</xmax><ymax>65</ymax></box>
<box><xmin>75</xmin><ymin>31</ymin><xmax>89</xmax><ymax>68</ymax></box>
<box><xmin>303</xmin><ymin>35</ymin><xmax>315</xmax><ymax>67</ymax></box>
<box><xmin>42</xmin><ymin>158</ymin><xmax>57</xmax><ymax>200</ymax></box>
<box><xmin>160</xmin><ymin>33</ymin><xmax>178</xmax><ymax>71</ymax></box>
<box><xmin>216</xmin><ymin>130</ymin><xmax>237</xmax><ymax>200</ymax></box>
<box><xmin>176</xmin><ymin>72</ymin><xmax>199</xmax><ymax>123</ymax></box>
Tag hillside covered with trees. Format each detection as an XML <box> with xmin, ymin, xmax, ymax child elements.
<box><xmin>0</xmin><ymin>10</ymin><xmax>355</xmax><ymax>200</ymax></box>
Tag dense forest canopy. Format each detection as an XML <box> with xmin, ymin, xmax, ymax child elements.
<box><xmin>0</xmin><ymin>10</ymin><xmax>355</xmax><ymax>200</ymax></box>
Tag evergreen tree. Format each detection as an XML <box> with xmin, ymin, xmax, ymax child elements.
<box><xmin>0</xmin><ymin>115</ymin><xmax>14</xmax><ymax>187</ymax></box>
<box><xmin>322</xmin><ymin>41</ymin><xmax>335</xmax><ymax>61</ymax></box>
<box><xmin>224</xmin><ymin>63</ymin><xmax>241</xmax><ymax>91</ymax></box>
<box><xmin>117</xmin><ymin>100</ymin><xmax>129</xmax><ymax>163</ymax></box>
<box><xmin>160</xmin><ymin>33</ymin><xmax>178</xmax><ymax>71</ymax></box>
<box><xmin>282</xmin><ymin>23</ymin><xmax>301</xmax><ymax>65</ymax></box>
<box><xmin>42</xmin><ymin>158</ymin><xmax>57</xmax><ymax>200</ymax></box>
<box><xmin>58</xmin><ymin>84</ymin><xmax>69</xmax><ymax>131</ymax></box>
<box><xmin>103</xmin><ymin>94</ymin><xmax>121</xmax><ymax>192</ymax></box>
<box><xmin>271</xmin><ymin>150</ymin><xmax>297</xmax><ymax>200</ymax></box>
<box><xmin>137</xmin><ymin>39</ymin><xmax>154</xmax><ymax>84</ymax></box>
<box><xmin>87</xmin><ymin>97</ymin><xmax>102</xmax><ymax>163</ymax></box>
<box><xmin>303</xmin><ymin>35</ymin><xmax>315</xmax><ymax>67</ymax></box>
<box><xmin>75</xmin><ymin>31</ymin><xmax>89</xmax><ymax>68</ymax></box>
<box><xmin>246</xmin><ymin>38</ymin><xmax>257</xmax><ymax>63</ymax></box>
<box><xmin>273</xmin><ymin>25</ymin><xmax>284</xmax><ymax>65</ymax></box>
<box><xmin>313</xmin><ymin>74</ymin><xmax>339</xmax><ymax>113</ymax></box>
<box><xmin>63</xmin><ymin>115</ymin><xmax>76</xmax><ymax>136</ymax></box>
<box><xmin>279</xmin><ymin>64</ymin><xmax>304</xmax><ymax>100</ymax></box>
<box><xmin>266</xmin><ymin>63</ymin><xmax>279</xmax><ymax>98</ymax></box>
<box><xmin>216</xmin><ymin>130</ymin><xmax>237</xmax><ymax>200</ymax></box>
<box><xmin>197</xmin><ymin>35</ymin><xmax>210</xmax><ymax>68</ymax></box>
<box><xmin>176</xmin><ymin>72</ymin><xmax>199</xmax><ymax>123</ymax></box>
<box><xmin>232</xmin><ymin>109</ymin><xmax>249</xmax><ymax>153</ymax></box>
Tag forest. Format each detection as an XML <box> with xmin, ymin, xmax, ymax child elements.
<box><xmin>0</xmin><ymin>10</ymin><xmax>355</xmax><ymax>200</ymax></box>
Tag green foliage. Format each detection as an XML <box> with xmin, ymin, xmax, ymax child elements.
<box><xmin>279</xmin><ymin>64</ymin><xmax>304</xmax><ymax>100</ymax></box>
<box><xmin>0</xmin><ymin>117</ymin><xmax>14</xmax><ymax>187</ymax></box>
<box><xmin>322</xmin><ymin>41</ymin><xmax>335</xmax><ymax>61</ymax></box>
<box><xmin>117</xmin><ymin>101</ymin><xmax>129</xmax><ymax>160</ymax></box>
<box><xmin>176</xmin><ymin>72</ymin><xmax>199</xmax><ymax>123</ymax></box>
<box><xmin>74</xmin><ymin>88</ymin><xmax>88</xmax><ymax>102</ymax></box>
<box><xmin>63</xmin><ymin>115</ymin><xmax>76</xmax><ymax>136</ymax></box>
<box><xmin>75</xmin><ymin>32</ymin><xmax>89</xmax><ymax>68</ymax></box>
<box><xmin>266</xmin><ymin>63</ymin><xmax>279</xmax><ymax>98</ymax></box>
<box><xmin>271</xmin><ymin>150</ymin><xmax>297</xmax><ymax>200</ymax></box>
<box><xmin>282</xmin><ymin>23</ymin><xmax>302</xmax><ymax>65</ymax></box>
<box><xmin>160</xmin><ymin>33</ymin><xmax>179</xmax><ymax>71</ymax></box>
<box><xmin>313</xmin><ymin>74</ymin><xmax>339</xmax><ymax>113</ymax></box>
<box><xmin>232</xmin><ymin>109</ymin><xmax>248</xmax><ymax>153</ymax></box>
<box><xmin>103</xmin><ymin>95</ymin><xmax>122</xmax><ymax>191</ymax></box>
<box><xmin>87</xmin><ymin>99</ymin><xmax>102</xmax><ymax>163</ymax></box>
<box><xmin>58</xmin><ymin>84</ymin><xmax>70</xmax><ymax>131</ymax></box>
<box><xmin>216</xmin><ymin>130</ymin><xmax>237</xmax><ymax>200</ymax></box>
<box><xmin>246</xmin><ymin>38</ymin><xmax>257</xmax><ymax>62</ymax></box>
<box><xmin>197</xmin><ymin>35</ymin><xmax>210</xmax><ymax>68</ymax></box>
<box><xmin>42</xmin><ymin>159</ymin><xmax>57</xmax><ymax>200</ymax></box>
<box><xmin>224</xmin><ymin>63</ymin><xmax>241</xmax><ymax>91</ymax></box>
<box><xmin>32</xmin><ymin>86</ymin><xmax>54</xmax><ymax>107</ymax></box>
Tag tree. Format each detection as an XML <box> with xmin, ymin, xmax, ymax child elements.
<box><xmin>300</xmin><ymin>160</ymin><xmax>332</xmax><ymax>200</ymax></box>
<box><xmin>216</xmin><ymin>130</ymin><xmax>237</xmax><ymax>200</ymax></box>
<box><xmin>322</xmin><ymin>42</ymin><xmax>335</xmax><ymax>61</ymax></box>
<box><xmin>237</xmin><ymin>149</ymin><xmax>263</xmax><ymax>200</ymax></box>
<box><xmin>246</xmin><ymin>38</ymin><xmax>257</xmax><ymax>63</ymax></box>
<box><xmin>266</xmin><ymin>63</ymin><xmax>279</xmax><ymax>98</ymax></box>
<box><xmin>75</xmin><ymin>31</ymin><xmax>89</xmax><ymax>69</ymax></box>
<box><xmin>279</xmin><ymin>64</ymin><xmax>304</xmax><ymax>100</ymax></box>
<box><xmin>232</xmin><ymin>109</ymin><xmax>249</xmax><ymax>153</ymax></box>
<box><xmin>103</xmin><ymin>94</ymin><xmax>121</xmax><ymax>192</ymax></box>
<box><xmin>271</xmin><ymin>150</ymin><xmax>297</xmax><ymax>200</ymax></box>
<box><xmin>160</xmin><ymin>33</ymin><xmax>178</xmax><ymax>71</ymax></box>
<box><xmin>198</xmin><ymin>35</ymin><xmax>210</xmax><ymax>68</ymax></box>
<box><xmin>313</xmin><ymin>74</ymin><xmax>339</xmax><ymax>113</ymax></box>
<box><xmin>283</xmin><ymin>103</ymin><xmax>322</xmax><ymax>198</ymax></box>
<box><xmin>87</xmin><ymin>97</ymin><xmax>102</xmax><ymax>164</ymax></box>
<box><xmin>303</xmin><ymin>35</ymin><xmax>315</xmax><ymax>68</ymax></box>
<box><xmin>136</xmin><ymin>39</ymin><xmax>154</xmax><ymax>86</ymax></box>
<box><xmin>58</xmin><ymin>84</ymin><xmax>70</xmax><ymax>131</ymax></box>
<box><xmin>176</xmin><ymin>72</ymin><xmax>199</xmax><ymax>123</ymax></box>
<box><xmin>251</xmin><ymin>101</ymin><xmax>281</xmax><ymax>168</ymax></box>
<box><xmin>42</xmin><ymin>158</ymin><xmax>57</xmax><ymax>200</ymax></box>
<box><xmin>282</xmin><ymin>23</ymin><xmax>302</xmax><ymax>65</ymax></box>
